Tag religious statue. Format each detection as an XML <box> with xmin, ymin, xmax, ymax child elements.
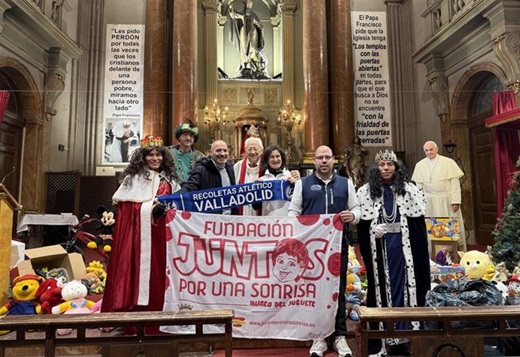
<box><xmin>227</xmin><ymin>0</ymin><xmax>269</xmax><ymax>79</ymax></box>
<box><xmin>343</xmin><ymin>136</ymin><xmax>369</xmax><ymax>189</ymax></box>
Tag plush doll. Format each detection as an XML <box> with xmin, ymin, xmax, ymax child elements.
<box><xmin>492</xmin><ymin>262</ymin><xmax>511</xmax><ymax>283</ymax></box>
<box><xmin>459</xmin><ymin>250</ymin><xmax>495</xmax><ymax>280</ymax></box>
<box><xmin>35</xmin><ymin>277</ymin><xmax>64</xmax><ymax>314</ymax></box>
<box><xmin>81</xmin><ymin>272</ymin><xmax>104</xmax><ymax>294</ymax></box>
<box><xmin>348</xmin><ymin>245</ymin><xmax>361</xmax><ymax>267</ymax></box>
<box><xmin>87</xmin><ymin>205</ymin><xmax>116</xmax><ymax>253</ymax></box>
<box><xmin>86</xmin><ymin>260</ymin><xmax>107</xmax><ymax>288</ymax></box>
<box><xmin>51</xmin><ymin>280</ymin><xmax>96</xmax><ymax>335</ymax></box>
<box><xmin>345</xmin><ymin>272</ymin><xmax>363</xmax><ymax>321</ymax></box>
<box><xmin>506</xmin><ymin>275</ymin><xmax>520</xmax><ymax>297</ymax></box>
<box><xmin>0</xmin><ymin>274</ymin><xmax>43</xmax><ymax>335</ymax></box>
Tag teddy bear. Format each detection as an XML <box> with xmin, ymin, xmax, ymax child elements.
<box><xmin>51</xmin><ymin>280</ymin><xmax>96</xmax><ymax>335</ymax></box>
<box><xmin>0</xmin><ymin>274</ymin><xmax>43</xmax><ymax>335</ymax></box>
<box><xmin>459</xmin><ymin>250</ymin><xmax>495</xmax><ymax>280</ymax></box>
<box><xmin>87</xmin><ymin>205</ymin><xmax>116</xmax><ymax>253</ymax></box>
<box><xmin>35</xmin><ymin>277</ymin><xmax>65</xmax><ymax>314</ymax></box>
<box><xmin>345</xmin><ymin>272</ymin><xmax>363</xmax><ymax>321</ymax></box>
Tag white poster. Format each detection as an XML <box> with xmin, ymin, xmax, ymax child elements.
<box><xmin>102</xmin><ymin>24</ymin><xmax>145</xmax><ymax>164</ymax></box>
<box><xmin>351</xmin><ymin>12</ymin><xmax>392</xmax><ymax>146</ymax></box>
<box><xmin>162</xmin><ymin>211</ymin><xmax>343</xmax><ymax>341</ymax></box>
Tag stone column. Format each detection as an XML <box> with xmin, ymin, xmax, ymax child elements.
<box><xmin>143</xmin><ymin>0</ymin><xmax>168</xmax><ymax>139</ymax></box>
<box><xmin>330</xmin><ymin>0</ymin><xmax>354</xmax><ymax>158</ymax></box>
<box><xmin>278</xmin><ymin>1</ymin><xmax>296</xmax><ymax>101</ymax></box>
<box><xmin>386</xmin><ymin>0</ymin><xmax>420</xmax><ymax>160</ymax></box>
<box><xmin>302</xmin><ymin>0</ymin><xmax>329</xmax><ymax>161</ymax></box>
<box><xmin>202</xmin><ymin>1</ymin><xmax>220</xmax><ymax>105</ymax></box>
<box><xmin>172</xmin><ymin>0</ymin><xmax>198</xmax><ymax>136</ymax></box>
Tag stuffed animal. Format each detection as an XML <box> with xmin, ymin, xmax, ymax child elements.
<box><xmin>492</xmin><ymin>262</ymin><xmax>511</xmax><ymax>283</ymax></box>
<box><xmin>35</xmin><ymin>277</ymin><xmax>65</xmax><ymax>314</ymax></box>
<box><xmin>86</xmin><ymin>260</ymin><xmax>107</xmax><ymax>287</ymax></box>
<box><xmin>0</xmin><ymin>274</ymin><xmax>43</xmax><ymax>335</ymax></box>
<box><xmin>348</xmin><ymin>245</ymin><xmax>361</xmax><ymax>267</ymax></box>
<box><xmin>506</xmin><ymin>275</ymin><xmax>520</xmax><ymax>297</ymax></box>
<box><xmin>459</xmin><ymin>250</ymin><xmax>495</xmax><ymax>280</ymax></box>
<box><xmin>345</xmin><ymin>272</ymin><xmax>363</xmax><ymax>321</ymax></box>
<box><xmin>87</xmin><ymin>206</ymin><xmax>116</xmax><ymax>253</ymax></box>
<box><xmin>81</xmin><ymin>272</ymin><xmax>104</xmax><ymax>294</ymax></box>
<box><xmin>52</xmin><ymin>280</ymin><xmax>96</xmax><ymax>335</ymax></box>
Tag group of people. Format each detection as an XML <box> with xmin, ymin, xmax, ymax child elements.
<box><xmin>101</xmin><ymin>118</ymin><xmax>464</xmax><ymax>357</ymax></box>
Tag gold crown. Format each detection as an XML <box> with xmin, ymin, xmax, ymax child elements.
<box><xmin>375</xmin><ymin>149</ymin><xmax>397</xmax><ymax>163</ymax></box>
<box><xmin>140</xmin><ymin>135</ymin><xmax>163</xmax><ymax>148</ymax></box>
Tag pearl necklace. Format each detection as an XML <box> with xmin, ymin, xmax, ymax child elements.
<box><xmin>382</xmin><ymin>191</ymin><xmax>397</xmax><ymax>223</ymax></box>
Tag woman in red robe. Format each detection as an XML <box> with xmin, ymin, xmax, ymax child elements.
<box><xmin>101</xmin><ymin>136</ymin><xmax>180</xmax><ymax>333</ymax></box>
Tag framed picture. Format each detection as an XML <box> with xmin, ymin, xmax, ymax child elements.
<box><xmin>425</xmin><ymin>217</ymin><xmax>461</xmax><ymax>241</ymax></box>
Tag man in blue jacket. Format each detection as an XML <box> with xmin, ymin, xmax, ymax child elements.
<box><xmin>288</xmin><ymin>145</ymin><xmax>360</xmax><ymax>357</ymax></box>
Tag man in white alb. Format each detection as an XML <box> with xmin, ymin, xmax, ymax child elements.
<box><xmin>412</xmin><ymin>141</ymin><xmax>466</xmax><ymax>250</ymax></box>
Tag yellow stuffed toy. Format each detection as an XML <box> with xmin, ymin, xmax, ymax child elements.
<box><xmin>0</xmin><ymin>274</ymin><xmax>43</xmax><ymax>335</ymax></box>
<box><xmin>459</xmin><ymin>250</ymin><xmax>495</xmax><ymax>280</ymax></box>
<box><xmin>0</xmin><ymin>274</ymin><xmax>42</xmax><ymax>316</ymax></box>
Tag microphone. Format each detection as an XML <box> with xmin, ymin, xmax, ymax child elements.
<box><xmin>1</xmin><ymin>166</ymin><xmax>15</xmax><ymax>185</ymax></box>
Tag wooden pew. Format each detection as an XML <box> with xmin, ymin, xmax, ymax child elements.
<box><xmin>0</xmin><ymin>309</ymin><xmax>234</xmax><ymax>357</ymax></box>
<box><xmin>357</xmin><ymin>305</ymin><xmax>520</xmax><ymax>357</ymax></box>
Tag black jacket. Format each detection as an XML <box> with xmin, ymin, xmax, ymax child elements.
<box><xmin>180</xmin><ymin>157</ymin><xmax>238</xmax><ymax>215</ymax></box>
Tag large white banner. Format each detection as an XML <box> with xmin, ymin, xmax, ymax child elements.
<box><xmin>351</xmin><ymin>11</ymin><xmax>392</xmax><ymax>147</ymax></box>
<box><xmin>162</xmin><ymin>211</ymin><xmax>343</xmax><ymax>340</ymax></box>
<box><xmin>102</xmin><ymin>24</ymin><xmax>145</xmax><ymax>164</ymax></box>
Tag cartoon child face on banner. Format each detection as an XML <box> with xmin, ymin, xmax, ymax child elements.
<box><xmin>272</xmin><ymin>238</ymin><xmax>309</xmax><ymax>283</ymax></box>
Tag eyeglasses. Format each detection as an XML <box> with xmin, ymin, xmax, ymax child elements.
<box><xmin>246</xmin><ymin>147</ymin><xmax>261</xmax><ymax>153</ymax></box>
<box><xmin>315</xmin><ymin>155</ymin><xmax>334</xmax><ymax>161</ymax></box>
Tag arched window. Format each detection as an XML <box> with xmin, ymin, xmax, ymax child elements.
<box><xmin>470</xmin><ymin>76</ymin><xmax>502</xmax><ymax>115</ymax></box>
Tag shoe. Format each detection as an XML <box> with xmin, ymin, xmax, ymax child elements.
<box><xmin>309</xmin><ymin>339</ymin><xmax>328</xmax><ymax>357</ymax></box>
<box><xmin>333</xmin><ymin>336</ymin><xmax>352</xmax><ymax>357</ymax></box>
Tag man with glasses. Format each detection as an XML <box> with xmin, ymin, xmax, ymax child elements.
<box><xmin>288</xmin><ymin>145</ymin><xmax>360</xmax><ymax>357</ymax></box>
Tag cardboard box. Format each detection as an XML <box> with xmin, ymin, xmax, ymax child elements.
<box><xmin>430</xmin><ymin>266</ymin><xmax>465</xmax><ymax>283</ymax></box>
<box><xmin>10</xmin><ymin>240</ymin><xmax>25</xmax><ymax>268</ymax></box>
<box><xmin>13</xmin><ymin>245</ymin><xmax>86</xmax><ymax>282</ymax></box>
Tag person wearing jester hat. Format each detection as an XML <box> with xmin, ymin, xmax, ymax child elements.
<box><xmin>167</xmin><ymin>119</ymin><xmax>204</xmax><ymax>184</ymax></box>
<box><xmin>356</xmin><ymin>150</ymin><xmax>431</xmax><ymax>357</ymax></box>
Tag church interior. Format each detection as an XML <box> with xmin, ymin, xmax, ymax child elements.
<box><xmin>1</xmin><ymin>0</ymin><xmax>520</xmax><ymax>356</ymax></box>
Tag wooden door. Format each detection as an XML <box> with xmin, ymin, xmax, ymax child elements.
<box><xmin>469</xmin><ymin>113</ymin><xmax>496</xmax><ymax>245</ymax></box>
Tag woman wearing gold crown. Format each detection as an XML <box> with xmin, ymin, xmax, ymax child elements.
<box><xmin>356</xmin><ymin>150</ymin><xmax>430</xmax><ymax>356</ymax></box>
<box><xmin>102</xmin><ymin>135</ymin><xmax>180</xmax><ymax>334</ymax></box>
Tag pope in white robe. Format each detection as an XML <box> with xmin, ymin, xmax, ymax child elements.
<box><xmin>412</xmin><ymin>141</ymin><xmax>466</xmax><ymax>251</ymax></box>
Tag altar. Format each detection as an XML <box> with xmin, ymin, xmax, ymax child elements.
<box><xmin>17</xmin><ymin>213</ymin><xmax>79</xmax><ymax>248</ymax></box>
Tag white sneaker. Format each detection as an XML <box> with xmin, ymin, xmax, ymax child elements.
<box><xmin>309</xmin><ymin>339</ymin><xmax>328</xmax><ymax>357</ymax></box>
<box><xmin>333</xmin><ymin>336</ymin><xmax>352</xmax><ymax>357</ymax></box>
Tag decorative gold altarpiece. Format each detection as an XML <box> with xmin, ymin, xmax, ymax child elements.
<box><xmin>0</xmin><ymin>184</ymin><xmax>22</xmax><ymax>306</ymax></box>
